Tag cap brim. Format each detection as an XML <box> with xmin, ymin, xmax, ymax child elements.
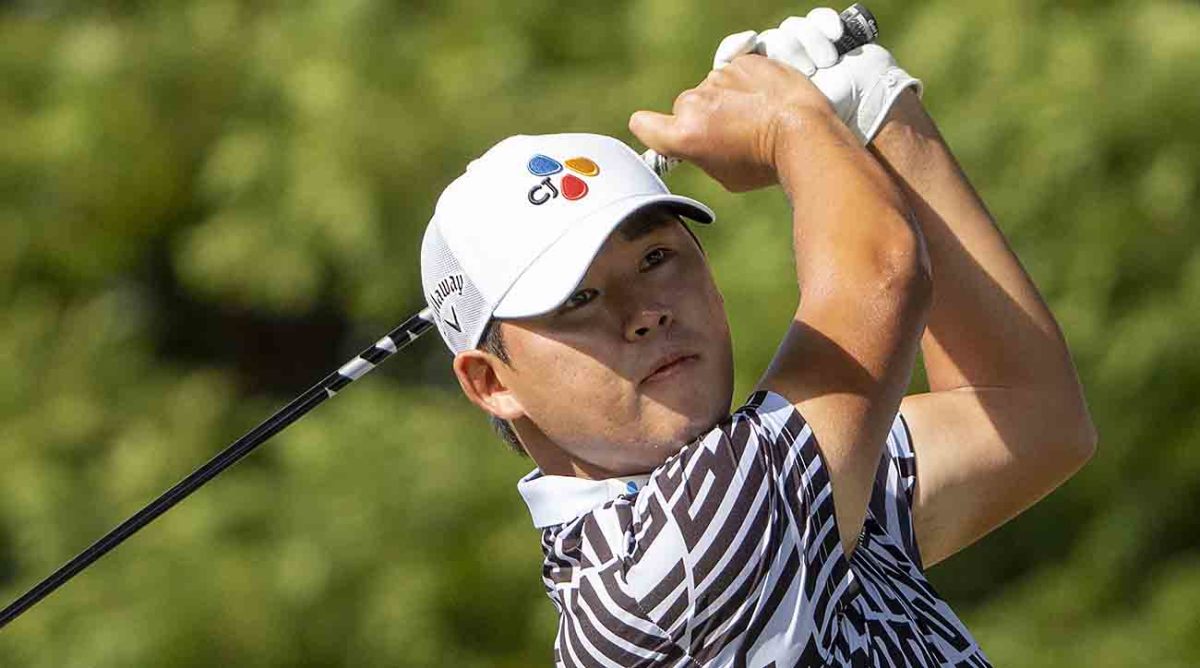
<box><xmin>491</xmin><ymin>194</ymin><xmax>714</xmax><ymax>319</ymax></box>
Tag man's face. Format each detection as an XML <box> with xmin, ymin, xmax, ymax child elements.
<box><xmin>493</xmin><ymin>207</ymin><xmax>734</xmax><ymax>476</ymax></box>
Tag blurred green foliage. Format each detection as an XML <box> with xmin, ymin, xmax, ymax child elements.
<box><xmin>1</xmin><ymin>0</ymin><xmax>1198</xmax><ymax>665</ymax></box>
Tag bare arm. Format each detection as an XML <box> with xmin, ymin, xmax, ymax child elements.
<box><xmin>757</xmin><ymin>106</ymin><xmax>931</xmax><ymax>558</ymax></box>
<box><xmin>870</xmin><ymin>90</ymin><xmax>1097</xmax><ymax>566</ymax></box>
<box><xmin>630</xmin><ymin>55</ymin><xmax>931</xmax><ymax>557</ymax></box>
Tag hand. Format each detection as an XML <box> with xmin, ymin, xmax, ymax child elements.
<box><xmin>713</xmin><ymin>7</ymin><xmax>922</xmax><ymax>144</ymax></box>
<box><xmin>629</xmin><ymin>55</ymin><xmax>841</xmax><ymax>192</ymax></box>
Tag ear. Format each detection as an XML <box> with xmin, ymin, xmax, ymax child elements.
<box><xmin>452</xmin><ymin>349</ymin><xmax>526</xmax><ymax>421</ymax></box>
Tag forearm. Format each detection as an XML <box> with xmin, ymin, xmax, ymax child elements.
<box><xmin>869</xmin><ymin>91</ymin><xmax>1087</xmax><ymax>403</ymax></box>
<box><xmin>768</xmin><ymin>108</ymin><xmax>931</xmax><ymax>554</ymax></box>
<box><xmin>776</xmin><ymin>107</ymin><xmax>925</xmax><ymax>302</ymax></box>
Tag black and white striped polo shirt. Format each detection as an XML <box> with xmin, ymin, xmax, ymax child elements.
<box><xmin>517</xmin><ymin>390</ymin><xmax>992</xmax><ymax>667</ymax></box>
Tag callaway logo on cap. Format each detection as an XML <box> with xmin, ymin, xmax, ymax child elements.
<box><xmin>419</xmin><ymin>133</ymin><xmax>716</xmax><ymax>355</ymax></box>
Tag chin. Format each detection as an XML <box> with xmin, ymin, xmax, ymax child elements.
<box><xmin>644</xmin><ymin>351</ymin><xmax>732</xmax><ymax>433</ymax></box>
<box><xmin>601</xmin><ymin>405</ymin><xmax>727</xmax><ymax>475</ymax></box>
<box><xmin>665</xmin><ymin>382</ymin><xmax>731</xmax><ymax>439</ymax></box>
<box><xmin>676</xmin><ymin>411</ymin><xmax>723</xmax><ymax>446</ymax></box>
<box><xmin>655</xmin><ymin>402</ymin><xmax>725</xmax><ymax>450</ymax></box>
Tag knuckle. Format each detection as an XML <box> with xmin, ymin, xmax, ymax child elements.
<box><xmin>673</xmin><ymin>87</ymin><xmax>704</xmax><ymax>110</ymax></box>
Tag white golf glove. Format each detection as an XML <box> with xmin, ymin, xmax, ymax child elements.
<box><xmin>713</xmin><ymin>7</ymin><xmax>922</xmax><ymax>144</ymax></box>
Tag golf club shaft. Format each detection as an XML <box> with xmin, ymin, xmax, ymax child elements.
<box><xmin>641</xmin><ymin>2</ymin><xmax>879</xmax><ymax>177</ymax></box>
<box><xmin>0</xmin><ymin>309</ymin><xmax>436</xmax><ymax>630</ymax></box>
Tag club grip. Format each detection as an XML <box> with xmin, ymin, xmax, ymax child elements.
<box><xmin>832</xmin><ymin>3</ymin><xmax>878</xmax><ymax>56</ymax></box>
<box><xmin>641</xmin><ymin>3</ymin><xmax>878</xmax><ymax>178</ymax></box>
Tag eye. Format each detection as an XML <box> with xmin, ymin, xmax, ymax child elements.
<box><xmin>642</xmin><ymin>247</ymin><xmax>674</xmax><ymax>270</ymax></box>
<box><xmin>564</xmin><ymin>288</ymin><xmax>598</xmax><ymax>310</ymax></box>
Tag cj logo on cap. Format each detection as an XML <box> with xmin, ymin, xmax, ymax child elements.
<box><xmin>527</xmin><ymin>154</ymin><xmax>600</xmax><ymax>206</ymax></box>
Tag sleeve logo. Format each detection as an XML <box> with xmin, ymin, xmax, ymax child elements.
<box><xmin>527</xmin><ymin>154</ymin><xmax>600</xmax><ymax>205</ymax></box>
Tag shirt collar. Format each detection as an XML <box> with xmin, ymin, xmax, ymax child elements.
<box><xmin>517</xmin><ymin>468</ymin><xmax>652</xmax><ymax>528</ymax></box>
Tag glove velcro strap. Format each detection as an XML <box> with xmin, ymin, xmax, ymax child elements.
<box><xmin>855</xmin><ymin>67</ymin><xmax>923</xmax><ymax>144</ymax></box>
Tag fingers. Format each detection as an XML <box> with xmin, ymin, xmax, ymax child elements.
<box><xmin>805</xmin><ymin>7</ymin><xmax>844</xmax><ymax>43</ymax></box>
<box><xmin>780</xmin><ymin>15</ymin><xmax>838</xmax><ymax>68</ymax></box>
<box><xmin>629</xmin><ymin>110</ymin><xmax>681</xmax><ymax>156</ymax></box>
<box><xmin>717</xmin><ymin>7</ymin><xmax>845</xmax><ymax>78</ymax></box>
<box><xmin>713</xmin><ymin>30</ymin><xmax>759</xmax><ymax>70</ymax></box>
<box><xmin>731</xmin><ymin>8</ymin><xmax>845</xmax><ymax>80</ymax></box>
<box><xmin>757</xmin><ymin>28</ymin><xmax>815</xmax><ymax>76</ymax></box>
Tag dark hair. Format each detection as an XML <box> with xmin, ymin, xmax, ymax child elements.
<box><xmin>479</xmin><ymin>319</ymin><xmax>527</xmax><ymax>456</ymax></box>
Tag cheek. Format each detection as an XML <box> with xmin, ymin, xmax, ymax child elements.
<box><xmin>686</xmin><ymin>272</ymin><xmax>736</xmax><ymax>415</ymax></box>
<box><xmin>513</xmin><ymin>344</ymin><xmax>637</xmax><ymax>430</ymax></box>
<box><xmin>674</xmin><ymin>260</ymin><xmax>731</xmax><ymax>342</ymax></box>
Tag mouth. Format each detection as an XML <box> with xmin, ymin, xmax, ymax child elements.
<box><xmin>641</xmin><ymin>352</ymin><xmax>700</xmax><ymax>385</ymax></box>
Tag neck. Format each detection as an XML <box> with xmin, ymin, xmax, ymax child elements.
<box><xmin>512</xmin><ymin>416</ymin><xmax>620</xmax><ymax>480</ymax></box>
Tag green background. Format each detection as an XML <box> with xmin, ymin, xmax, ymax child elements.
<box><xmin>2</xmin><ymin>0</ymin><xmax>1198</xmax><ymax>665</ymax></box>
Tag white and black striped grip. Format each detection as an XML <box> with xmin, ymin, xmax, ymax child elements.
<box><xmin>324</xmin><ymin>308</ymin><xmax>435</xmax><ymax>395</ymax></box>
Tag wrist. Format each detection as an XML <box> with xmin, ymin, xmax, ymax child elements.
<box><xmin>868</xmin><ymin>89</ymin><xmax>943</xmax><ymax>171</ymax></box>
<box><xmin>870</xmin><ymin>89</ymin><xmax>935</xmax><ymax>144</ymax></box>
<box><xmin>771</xmin><ymin>105</ymin><xmax>857</xmax><ymax>191</ymax></box>
<box><xmin>855</xmin><ymin>67</ymin><xmax>923</xmax><ymax>143</ymax></box>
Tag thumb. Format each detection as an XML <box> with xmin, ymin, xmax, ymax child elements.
<box><xmin>629</xmin><ymin>110</ymin><xmax>682</xmax><ymax>157</ymax></box>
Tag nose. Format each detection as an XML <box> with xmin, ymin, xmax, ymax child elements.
<box><xmin>625</xmin><ymin>307</ymin><xmax>673</xmax><ymax>342</ymax></box>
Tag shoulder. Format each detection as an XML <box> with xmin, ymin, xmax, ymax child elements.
<box><xmin>737</xmin><ymin>389</ymin><xmax>811</xmax><ymax>435</ymax></box>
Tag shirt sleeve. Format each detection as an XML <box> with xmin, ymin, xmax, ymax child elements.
<box><xmin>616</xmin><ymin>390</ymin><xmax>846</xmax><ymax>659</ymax></box>
<box><xmin>866</xmin><ymin>412</ymin><xmax>923</xmax><ymax>569</ymax></box>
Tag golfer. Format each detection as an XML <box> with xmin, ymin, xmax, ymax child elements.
<box><xmin>419</xmin><ymin>8</ymin><xmax>1095</xmax><ymax>666</ymax></box>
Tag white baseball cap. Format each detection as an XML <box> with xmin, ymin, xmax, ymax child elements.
<box><xmin>420</xmin><ymin>133</ymin><xmax>715</xmax><ymax>354</ymax></box>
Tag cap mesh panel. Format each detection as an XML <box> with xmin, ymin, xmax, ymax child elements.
<box><xmin>420</xmin><ymin>222</ymin><xmax>490</xmax><ymax>354</ymax></box>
